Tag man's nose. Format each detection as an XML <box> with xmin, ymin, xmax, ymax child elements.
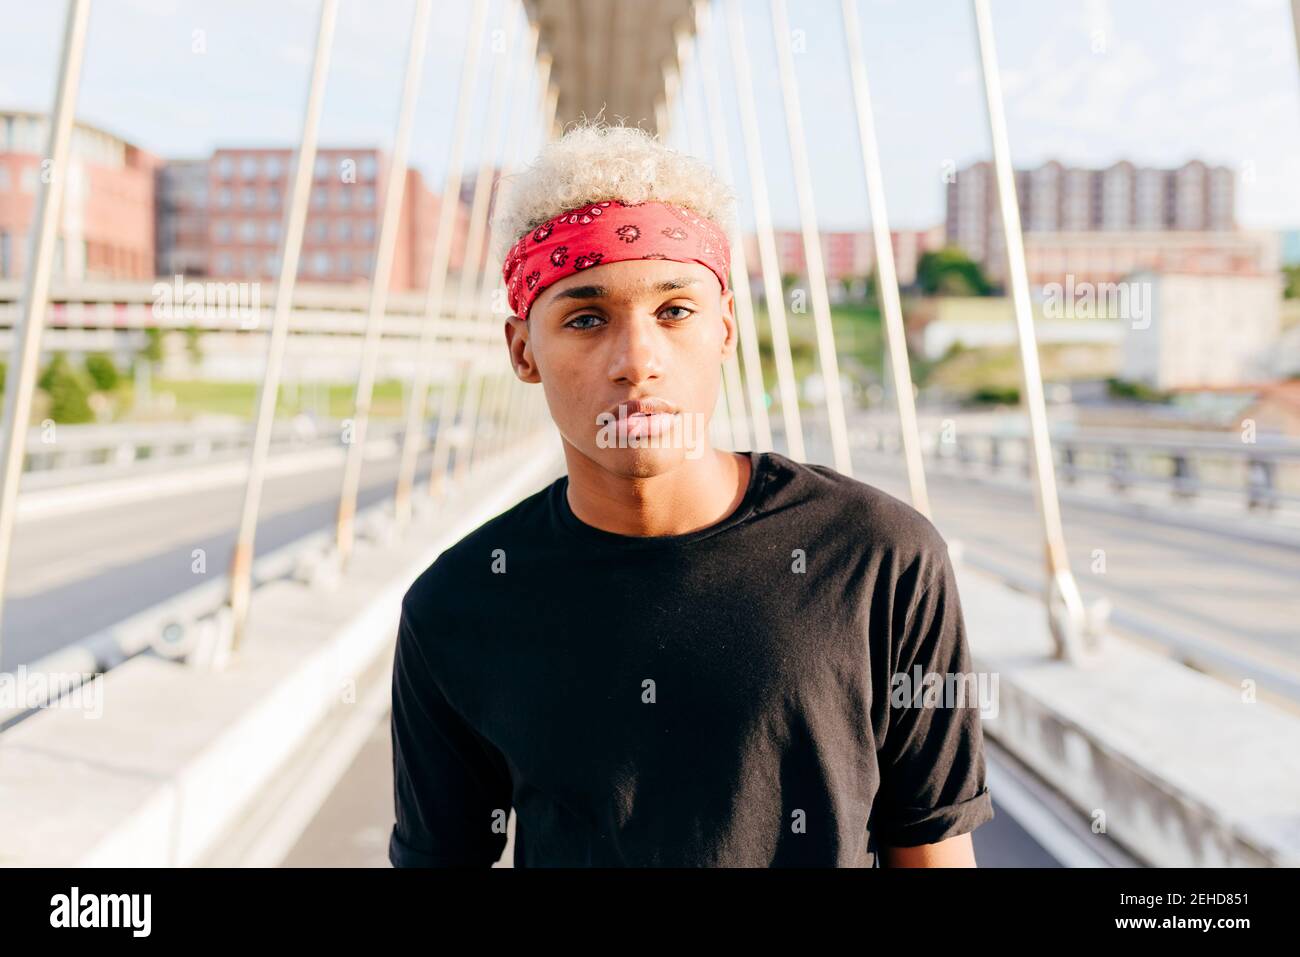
<box><xmin>607</xmin><ymin>315</ymin><xmax>665</xmax><ymax>385</ymax></box>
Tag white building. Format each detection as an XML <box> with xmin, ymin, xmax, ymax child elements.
<box><xmin>1120</xmin><ymin>271</ymin><xmax>1280</xmax><ymax>389</ymax></box>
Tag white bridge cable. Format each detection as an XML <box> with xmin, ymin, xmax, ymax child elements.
<box><xmin>723</xmin><ymin>0</ymin><xmax>805</xmax><ymax>462</ymax></box>
<box><xmin>335</xmin><ymin>0</ymin><xmax>433</xmax><ymax>566</ymax></box>
<box><xmin>971</xmin><ymin>0</ymin><xmax>1087</xmax><ymax>661</ymax></box>
<box><xmin>695</xmin><ymin>0</ymin><xmax>774</xmax><ymax>455</ymax></box>
<box><xmin>768</xmin><ymin>0</ymin><xmax>853</xmax><ymax>477</ymax></box>
<box><xmin>0</xmin><ymin>0</ymin><xmax>92</xmax><ymax>647</ymax></box>
<box><xmin>227</xmin><ymin>0</ymin><xmax>339</xmax><ymax>656</ymax></box>
<box><xmin>395</xmin><ymin>0</ymin><xmax>492</xmax><ymax>527</ymax></box>
<box><xmin>840</xmin><ymin>0</ymin><xmax>930</xmax><ymax>516</ymax></box>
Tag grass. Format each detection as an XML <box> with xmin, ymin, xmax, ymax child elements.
<box><xmin>118</xmin><ymin>377</ymin><xmax>413</xmax><ymax>421</ymax></box>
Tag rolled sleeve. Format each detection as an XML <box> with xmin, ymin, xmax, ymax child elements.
<box><xmin>876</xmin><ymin>544</ymin><xmax>996</xmax><ymax>848</ymax></box>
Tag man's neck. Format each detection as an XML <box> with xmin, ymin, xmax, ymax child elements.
<box><xmin>562</xmin><ymin>443</ymin><xmax>752</xmax><ymax>537</ymax></box>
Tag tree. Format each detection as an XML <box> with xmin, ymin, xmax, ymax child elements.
<box><xmin>916</xmin><ymin>247</ymin><xmax>992</xmax><ymax>296</ymax></box>
<box><xmin>39</xmin><ymin>352</ymin><xmax>94</xmax><ymax>423</ymax></box>
<box><xmin>183</xmin><ymin>325</ymin><xmax>204</xmax><ymax>366</ymax></box>
<box><xmin>1284</xmin><ymin>264</ymin><xmax>1300</xmax><ymax>300</ymax></box>
<box><xmin>139</xmin><ymin>327</ymin><xmax>164</xmax><ymax>364</ymax></box>
<box><xmin>84</xmin><ymin>352</ymin><xmax>121</xmax><ymax>391</ymax></box>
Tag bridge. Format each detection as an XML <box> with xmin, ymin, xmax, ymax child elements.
<box><xmin>1</xmin><ymin>0</ymin><xmax>1298</xmax><ymax>870</ymax></box>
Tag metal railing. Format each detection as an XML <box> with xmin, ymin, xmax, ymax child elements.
<box><xmin>17</xmin><ymin>418</ymin><xmax>412</xmax><ymax>489</ymax></box>
<box><xmin>856</xmin><ymin>420</ymin><xmax>1300</xmax><ymax>513</ymax></box>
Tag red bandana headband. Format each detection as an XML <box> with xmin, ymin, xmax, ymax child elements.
<box><xmin>502</xmin><ymin>199</ymin><xmax>731</xmax><ymax>321</ymax></box>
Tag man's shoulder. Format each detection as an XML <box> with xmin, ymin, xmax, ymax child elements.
<box><xmin>402</xmin><ymin>476</ymin><xmax>561</xmax><ymax>621</ymax></box>
<box><xmin>760</xmin><ymin>450</ymin><xmax>950</xmax><ymax>567</ymax></box>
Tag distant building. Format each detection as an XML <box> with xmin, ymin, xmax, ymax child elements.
<box><xmin>156</xmin><ymin>159</ymin><xmax>208</xmax><ymax>277</ymax></box>
<box><xmin>0</xmin><ymin>109</ymin><xmax>157</xmax><ymax>281</ymax></box>
<box><xmin>742</xmin><ymin>226</ymin><xmax>945</xmax><ymax>286</ymax></box>
<box><xmin>1022</xmin><ymin>229</ymin><xmax>1278</xmax><ymax>290</ymax></box>
<box><xmin>906</xmin><ymin>295</ymin><xmax>1123</xmax><ymax>362</ymax></box>
<box><xmin>157</xmin><ymin>147</ymin><xmax>470</xmax><ymax>290</ymax></box>
<box><xmin>1120</xmin><ymin>271</ymin><xmax>1280</xmax><ymax>389</ymax></box>
<box><xmin>946</xmin><ymin>160</ymin><xmax>1238</xmax><ymax>285</ymax></box>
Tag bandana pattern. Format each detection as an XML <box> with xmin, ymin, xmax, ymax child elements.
<box><xmin>502</xmin><ymin>199</ymin><xmax>731</xmax><ymax>320</ymax></box>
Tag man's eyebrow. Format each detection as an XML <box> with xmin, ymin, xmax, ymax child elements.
<box><xmin>552</xmin><ymin>277</ymin><xmax>700</xmax><ymax>302</ymax></box>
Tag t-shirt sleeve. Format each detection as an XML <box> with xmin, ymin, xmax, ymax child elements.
<box><xmin>388</xmin><ymin>595</ymin><xmax>513</xmax><ymax>867</ymax></box>
<box><xmin>874</xmin><ymin>543</ymin><xmax>995</xmax><ymax>848</ymax></box>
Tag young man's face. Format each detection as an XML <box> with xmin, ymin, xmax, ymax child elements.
<box><xmin>505</xmin><ymin>257</ymin><xmax>738</xmax><ymax>477</ymax></box>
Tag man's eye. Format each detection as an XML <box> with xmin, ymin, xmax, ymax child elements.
<box><xmin>565</xmin><ymin>314</ymin><xmax>605</xmax><ymax>330</ymax></box>
<box><xmin>661</xmin><ymin>305</ymin><xmax>695</xmax><ymax>320</ymax></box>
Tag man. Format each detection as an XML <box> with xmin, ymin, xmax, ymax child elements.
<box><xmin>389</xmin><ymin>120</ymin><xmax>994</xmax><ymax>867</ymax></box>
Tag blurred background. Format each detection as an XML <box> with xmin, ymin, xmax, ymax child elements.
<box><xmin>0</xmin><ymin>0</ymin><xmax>1297</xmax><ymax>869</ymax></box>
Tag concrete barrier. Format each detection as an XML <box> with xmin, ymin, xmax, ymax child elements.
<box><xmin>0</xmin><ymin>436</ymin><xmax>564</xmax><ymax>866</ymax></box>
<box><xmin>959</xmin><ymin>564</ymin><xmax>1300</xmax><ymax>867</ymax></box>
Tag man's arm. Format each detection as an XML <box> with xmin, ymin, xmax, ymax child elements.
<box><xmin>883</xmin><ymin>832</ymin><xmax>977</xmax><ymax>868</ymax></box>
<box><xmin>874</xmin><ymin>539</ymin><xmax>995</xmax><ymax>867</ymax></box>
<box><xmin>389</xmin><ymin>596</ymin><xmax>513</xmax><ymax>867</ymax></box>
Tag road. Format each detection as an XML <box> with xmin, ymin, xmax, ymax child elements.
<box><xmin>2</xmin><ymin>449</ymin><xmax>435</xmax><ymax>671</ymax></box>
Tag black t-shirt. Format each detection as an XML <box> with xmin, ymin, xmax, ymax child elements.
<box><xmin>389</xmin><ymin>449</ymin><xmax>994</xmax><ymax>867</ymax></box>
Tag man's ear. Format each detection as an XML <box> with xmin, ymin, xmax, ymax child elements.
<box><xmin>719</xmin><ymin>288</ymin><xmax>739</xmax><ymax>361</ymax></box>
<box><xmin>504</xmin><ymin>315</ymin><xmax>542</xmax><ymax>383</ymax></box>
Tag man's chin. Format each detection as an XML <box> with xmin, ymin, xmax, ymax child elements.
<box><xmin>597</xmin><ymin>445</ymin><xmax>690</xmax><ymax>477</ymax></box>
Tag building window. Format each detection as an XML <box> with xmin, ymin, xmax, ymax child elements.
<box><xmin>240</xmin><ymin>220</ymin><xmax>258</xmax><ymax>242</ymax></box>
<box><xmin>216</xmin><ymin>155</ymin><xmax>234</xmax><ymax>179</ymax></box>
<box><xmin>337</xmin><ymin>187</ymin><xmax>351</xmax><ymax>210</ymax></box>
<box><xmin>243</xmin><ymin>252</ymin><xmax>258</xmax><ymax>276</ymax></box>
<box><xmin>266</xmin><ymin>186</ymin><xmax>281</xmax><ymax>210</ymax></box>
<box><xmin>360</xmin><ymin>220</ymin><xmax>375</xmax><ymax>243</ymax></box>
<box><xmin>360</xmin><ymin>155</ymin><xmax>378</xmax><ymax>181</ymax></box>
<box><xmin>309</xmin><ymin>220</ymin><xmax>327</xmax><ymax>242</ymax></box>
<box><xmin>314</xmin><ymin>155</ymin><xmax>332</xmax><ymax>179</ymax></box>
<box><xmin>217</xmin><ymin>253</ymin><xmax>234</xmax><ymax>273</ymax></box>
<box><xmin>336</xmin><ymin>219</ymin><xmax>352</xmax><ymax>242</ymax></box>
<box><xmin>265</xmin><ymin>154</ymin><xmax>283</xmax><ymax>179</ymax></box>
<box><xmin>241</xmin><ymin>187</ymin><xmax>257</xmax><ymax>209</ymax></box>
<box><xmin>311</xmin><ymin>186</ymin><xmax>327</xmax><ymax>209</ymax></box>
<box><xmin>240</xmin><ymin>155</ymin><xmax>259</xmax><ymax>179</ymax></box>
<box><xmin>359</xmin><ymin>186</ymin><xmax>375</xmax><ymax>209</ymax></box>
<box><xmin>265</xmin><ymin>253</ymin><xmax>279</xmax><ymax>274</ymax></box>
<box><xmin>218</xmin><ymin>187</ymin><xmax>232</xmax><ymax>209</ymax></box>
<box><xmin>265</xmin><ymin>220</ymin><xmax>280</xmax><ymax>243</ymax></box>
<box><xmin>214</xmin><ymin>220</ymin><xmax>233</xmax><ymax>242</ymax></box>
<box><xmin>312</xmin><ymin>251</ymin><xmax>332</xmax><ymax>276</ymax></box>
<box><xmin>338</xmin><ymin>252</ymin><xmax>353</xmax><ymax>275</ymax></box>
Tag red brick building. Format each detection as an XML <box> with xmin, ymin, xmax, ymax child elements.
<box><xmin>0</xmin><ymin>109</ymin><xmax>157</xmax><ymax>281</ymax></box>
<box><xmin>191</xmin><ymin>147</ymin><xmax>467</xmax><ymax>290</ymax></box>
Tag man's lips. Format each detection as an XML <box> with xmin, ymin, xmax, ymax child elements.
<box><xmin>601</xmin><ymin>398</ymin><xmax>681</xmax><ymax>440</ymax></box>
<box><xmin>604</xmin><ymin>397</ymin><xmax>679</xmax><ymax>418</ymax></box>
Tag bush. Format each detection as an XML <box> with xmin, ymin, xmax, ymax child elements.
<box><xmin>969</xmin><ymin>385</ymin><xmax>1020</xmax><ymax>406</ymax></box>
<box><xmin>139</xmin><ymin>327</ymin><xmax>164</xmax><ymax>364</ymax></box>
<box><xmin>84</xmin><ymin>352</ymin><xmax>121</xmax><ymax>391</ymax></box>
<box><xmin>1106</xmin><ymin>377</ymin><xmax>1167</xmax><ymax>403</ymax></box>
<box><xmin>38</xmin><ymin>353</ymin><xmax>94</xmax><ymax>423</ymax></box>
<box><xmin>916</xmin><ymin>247</ymin><xmax>992</xmax><ymax>296</ymax></box>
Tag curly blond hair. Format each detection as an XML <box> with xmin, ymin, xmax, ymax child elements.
<box><xmin>491</xmin><ymin>117</ymin><xmax>737</xmax><ymax>261</ymax></box>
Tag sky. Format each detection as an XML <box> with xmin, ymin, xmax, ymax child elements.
<box><xmin>1</xmin><ymin>0</ymin><xmax>1298</xmax><ymax>233</ymax></box>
